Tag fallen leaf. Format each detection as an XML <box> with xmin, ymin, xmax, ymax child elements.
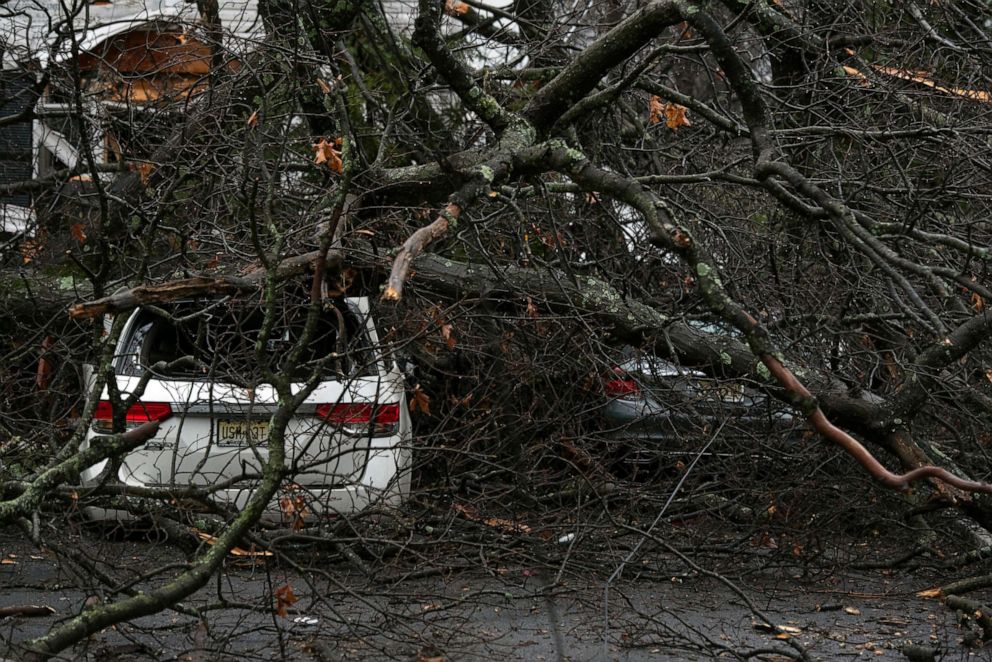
<box><xmin>70</xmin><ymin>223</ymin><xmax>86</xmax><ymax>243</ymax></box>
<box><xmin>20</xmin><ymin>238</ymin><xmax>43</xmax><ymax>264</ymax></box>
<box><xmin>663</xmin><ymin>102</ymin><xmax>691</xmax><ymax>130</ymax></box>
<box><xmin>315</xmin><ymin>78</ymin><xmax>332</xmax><ymax>94</ymax></box>
<box><xmin>409</xmin><ymin>385</ymin><xmax>431</xmax><ymax>415</ymax></box>
<box><xmin>444</xmin><ymin>0</ymin><xmax>469</xmax><ymax>15</ymax></box>
<box><xmin>441</xmin><ymin>323</ymin><xmax>457</xmax><ymax>350</ymax></box>
<box><xmin>246</xmin><ymin>110</ymin><xmax>258</xmax><ymax>127</ymax></box>
<box><xmin>452</xmin><ymin>502</ymin><xmax>532</xmax><ymax>534</ymax></box>
<box><xmin>1</xmin><ymin>559</ymin><xmax>16</xmax><ymax>565</ymax></box>
<box><xmin>917</xmin><ymin>587</ymin><xmax>942</xmax><ymax>599</ymax></box>
<box><xmin>844</xmin><ymin>606</ymin><xmax>861</xmax><ymax>615</ymax></box>
<box><xmin>972</xmin><ymin>292</ymin><xmax>985</xmax><ymax>312</ymax></box>
<box><xmin>648</xmin><ymin>95</ymin><xmax>665</xmax><ymax>125</ymax></box>
<box><xmin>193</xmin><ymin>529</ymin><xmax>273</xmax><ymax>557</ymax></box>
<box><xmin>985</xmin><ymin>368</ymin><xmax>992</xmax><ymax>384</ymax></box>
<box><xmin>525</xmin><ymin>297</ymin><xmax>538</xmax><ymax>319</ymax></box>
<box><xmin>279</xmin><ymin>486</ymin><xmax>309</xmax><ymax>531</ymax></box>
<box><xmin>274</xmin><ymin>584</ymin><xmax>298</xmax><ymax>618</ymax></box>
<box><xmin>313</xmin><ymin>137</ymin><xmax>343</xmax><ymax>173</ymax></box>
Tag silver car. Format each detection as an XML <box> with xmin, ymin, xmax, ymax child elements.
<box><xmin>80</xmin><ymin>296</ymin><xmax>412</xmax><ymax>522</ymax></box>
<box><xmin>601</xmin><ymin>354</ymin><xmax>796</xmax><ymax>471</ymax></box>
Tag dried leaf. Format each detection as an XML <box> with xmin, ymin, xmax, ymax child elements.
<box><xmin>246</xmin><ymin>110</ymin><xmax>259</xmax><ymax>127</ymax></box>
<box><xmin>313</xmin><ymin>137</ymin><xmax>343</xmax><ymax>173</ymax></box>
<box><xmin>279</xmin><ymin>486</ymin><xmax>309</xmax><ymax>531</ymax></box>
<box><xmin>843</xmin><ymin>606</ymin><xmax>861</xmax><ymax>615</ymax></box>
<box><xmin>648</xmin><ymin>95</ymin><xmax>665</xmax><ymax>125</ymax></box>
<box><xmin>916</xmin><ymin>587</ymin><xmax>942</xmax><ymax>599</ymax></box>
<box><xmin>972</xmin><ymin>292</ymin><xmax>985</xmax><ymax>312</ymax></box>
<box><xmin>662</xmin><ymin>101</ymin><xmax>691</xmax><ymax>130</ymax></box>
<box><xmin>986</xmin><ymin>368</ymin><xmax>992</xmax><ymax>384</ymax></box>
<box><xmin>70</xmin><ymin>223</ymin><xmax>87</xmax><ymax>243</ymax></box>
<box><xmin>452</xmin><ymin>502</ymin><xmax>532</xmax><ymax>534</ymax></box>
<box><xmin>20</xmin><ymin>238</ymin><xmax>42</xmax><ymax>264</ymax></box>
<box><xmin>525</xmin><ymin>297</ymin><xmax>539</xmax><ymax>319</ymax></box>
<box><xmin>315</xmin><ymin>78</ymin><xmax>332</xmax><ymax>94</ymax></box>
<box><xmin>193</xmin><ymin>529</ymin><xmax>273</xmax><ymax>557</ymax></box>
<box><xmin>274</xmin><ymin>584</ymin><xmax>298</xmax><ymax>618</ymax></box>
<box><xmin>441</xmin><ymin>323</ymin><xmax>457</xmax><ymax>350</ymax></box>
<box><xmin>1</xmin><ymin>559</ymin><xmax>16</xmax><ymax>565</ymax></box>
<box><xmin>133</xmin><ymin>161</ymin><xmax>154</xmax><ymax>185</ymax></box>
<box><xmin>444</xmin><ymin>0</ymin><xmax>469</xmax><ymax>15</ymax></box>
<box><xmin>410</xmin><ymin>385</ymin><xmax>431</xmax><ymax>415</ymax></box>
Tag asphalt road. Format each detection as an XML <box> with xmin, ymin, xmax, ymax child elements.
<box><xmin>0</xmin><ymin>526</ymin><xmax>979</xmax><ymax>661</ymax></box>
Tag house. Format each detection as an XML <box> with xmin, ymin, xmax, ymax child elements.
<box><xmin>0</xmin><ymin>0</ymin><xmax>419</xmax><ymax>235</ymax></box>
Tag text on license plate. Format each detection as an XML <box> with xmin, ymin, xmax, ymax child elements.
<box><xmin>218</xmin><ymin>419</ymin><xmax>269</xmax><ymax>444</ymax></box>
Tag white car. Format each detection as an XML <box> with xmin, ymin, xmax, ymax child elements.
<box><xmin>80</xmin><ymin>295</ymin><xmax>412</xmax><ymax>523</ymax></box>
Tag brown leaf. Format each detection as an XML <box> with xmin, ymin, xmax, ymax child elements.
<box><xmin>193</xmin><ymin>530</ymin><xmax>273</xmax><ymax>557</ymax></box>
<box><xmin>916</xmin><ymin>587</ymin><xmax>942</xmax><ymax>599</ymax></box>
<box><xmin>972</xmin><ymin>292</ymin><xmax>985</xmax><ymax>312</ymax></box>
<box><xmin>663</xmin><ymin>101</ymin><xmax>691</xmax><ymax>130</ymax></box>
<box><xmin>70</xmin><ymin>223</ymin><xmax>87</xmax><ymax>243</ymax></box>
<box><xmin>279</xmin><ymin>486</ymin><xmax>309</xmax><ymax>531</ymax></box>
<box><xmin>410</xmin><ymin>385</ymin><xmax>431</xmax><ymax>415</ymax></box>
<box><xmin>132</xmin><ymin>161</ymin><xmax>154</xmax><ymax>185</ymax></box>
<box><xmin>441</xmin><ymin>323</ymin><xmax>457</xmax><ymax>349</ymax></box>
<box><xmin>35</xmin><ymin>336</ymin><xmax>55</xmax><ymax>391</ymax></box>
<box><xmin>444</xmin><ymin>0</ymin><xmax>469</xmax><ymax>15</ymax></box>
<box><xmin>648</xmin><ymin>95</ymin><xmax>665</xmax><ymax>125</ymax></box>
<box><xmin>274</xmin><ymin>584</ymin><xmax>298</xmax><ymax>618</ymax></box>
<box><xmin>20</xmin><ymin>238</ymin><xmax>43</xmax><ymax>264</ymax></box>
<box><xmin>315</xmin><ymin>78</ymin><xmax>332</xmax><ymax>94</ymax></box>
<box><xmin>246</xmin><ymin>110</ymin><xmax>259</xmax><ymax>127</ymax></box>
<box><xmin>649</xmin><ymin>97</ymin><xmax>691</xmax><ymax>130</ymax></box>
<box><xmin>452</xmin><ymin>502</ymin><xmax>532</xmax><ymax>534</ymax></box>
<box><xmin>313</xmin><ymin>137</ymin><xmax>343</xmax><ymax>173</ymax></box>
<box><xmin>526</xmin><ymin>297</ymin><xmax>539</xmax><ymax>319</ymax></box>
<box><xmin>985</xmin><ymin>368</ymin><xmax>992</xmax><ymax>384</ymax></box>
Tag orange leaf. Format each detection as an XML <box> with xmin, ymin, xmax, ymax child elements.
<box><xmin>525</xmin><ymin>297</ymin><xmax>538</xmax><ymax>319</ymax></box>
<box><xmin>444</xmin><ymin>0</ymin><xmax>470</xmax><ymax>15</ymax></box>
<box><xmin>279</xmin><ymin>486</ymin><xmax>309</xmax><ymax>531</ymax></box>
<box><xmin>313</xmin><ymin>137</ymin><xmax>343</xmax><ymax>173</ymax></box>
<box><xmin>129</xmin><ymin>161</ymin><xmax>154</xmax><ymax>185</ymax></box>
<box><xmin>972</xmin><ymin>292</ymin><xmax>985</xmax><ymax>312</ymax></box>
<box><xmin>274</xmin><ymin>584</ymin><xmax>298</xmax><ymax>617</ymax></box>
<box><xmin>192</xmin><ymin>530</ymin><xmax>273</xmax><ymax>557</ymax></box>
<box><xmin>20</xmin><ymin>238</ymin><xmax>42</xmax><ymax>264</ymax></box>
<box><xmin>648</xmin><ymin>95</ymin><xmax>665</xmax><ymax>125</ymax></box>
<box><xmin>70</xmin><ymin>223</ymin><xmax>86</xmax><ymax>243</ymax></box>
<box><xmin>246</xmin><ymin>110</ymin><xmax>259</xmax><ymax>127</ymax></box>
<box><xmin>662</xmin><ymin>101</ymin><xmax>691</xmax><ymax>130</ymax></box>
<box><xmin>452</xmin><ymin>502</ymin><xmax>532</xmax><ymax>534</ymax></box>
<box><xmin>410</xmin><ymin>385</ymin><xmax>431</xmax><ymax>415</ymax></box>
<box><xmin>441</xmin><ymin>323</ymin><xmax>457</xmax><ymax>349</ymax></box>
<box><xmin>649</xmin><ymin>97</ymin><xmax>691</xmax><ymax>130</ymax></box>
<box><xmin>916</xmin><ymin>587</ymin><xmax>942</xmax><ymax>599</ymax></box>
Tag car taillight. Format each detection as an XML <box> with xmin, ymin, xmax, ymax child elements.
<box><xmin>92</xmin><ymin>400</ymin><xmax>173</xmax><ymax>433</ymax></box>
<box><xmin>604</xmin><ymin>369</ymin><xmax>641</xmax><ymax>400</ymax></box>
<box><xmin>315</xmin><ymin>403</ymin><xmax>400</xmax><ymax>436</ymax></box>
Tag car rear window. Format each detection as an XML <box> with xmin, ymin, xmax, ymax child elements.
<box><xmin>116</xmin><ymin>299</ymin><xmax>375</xmax><ymax>381</ymax></box>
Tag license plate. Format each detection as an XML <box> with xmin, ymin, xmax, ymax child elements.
<box><xmin>218</xmin><ymin>419</ymin><xmax>269</xmax><ymax>445</ymax></box>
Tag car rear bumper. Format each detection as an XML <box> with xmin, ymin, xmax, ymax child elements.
<box><xmin>80</xmin><ymin>442</ymin><xmax>412</xmax><ymax>524</ymax></box>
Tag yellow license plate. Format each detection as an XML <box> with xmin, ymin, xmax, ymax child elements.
<box><xmin>218</xmin><ymin>419</ymin><xmax>269</xmax><ymax>445</ymax></box>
